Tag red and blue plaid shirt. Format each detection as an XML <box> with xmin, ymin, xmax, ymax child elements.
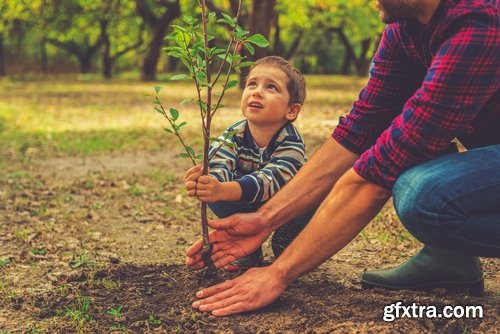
<box><xmin>333</xmin><ymin>0</ymin><xmax>500</xmax><ymax>189</ymax></box>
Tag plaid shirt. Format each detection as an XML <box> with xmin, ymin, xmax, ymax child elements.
<box><xmin>333</xmin><ymin>0</ymin><xmax>500</xmax><ymax>189</ymax></box>
<box><xmin>209</xmin><ymin>119</ymin><xmax>306</xmax><ymax>204</ymax></box>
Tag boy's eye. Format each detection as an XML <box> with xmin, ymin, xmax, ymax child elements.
<box><xmin>247</xmin><ymin>81</ymin><xmax>257</xmax><ymax>87</ymax></box>
<box><xmin>268</xmin><ymin>84</ymin><xmax>278</xmax><ymax>91</ymax></box>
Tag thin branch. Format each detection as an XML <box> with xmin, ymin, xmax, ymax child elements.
<box><xmin>155</xmin><ymin>101</ymin><xmax>197</xmax><ymax>166</ymax></box>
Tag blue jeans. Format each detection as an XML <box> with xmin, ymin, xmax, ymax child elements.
<box><xmin>393</xmin><ymin>144</ymin><xmax>500</xmax><ymax>258</ymax></box>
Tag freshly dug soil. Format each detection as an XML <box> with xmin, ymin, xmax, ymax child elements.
<box><xmin>33</xmin><ymin>263</ymin><xmax>498</xmax><ymax>333</ymax></box>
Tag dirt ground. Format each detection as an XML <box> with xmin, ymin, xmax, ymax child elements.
<box><xmin>0</xmin><ymin>151</ymin><xmax>499</xmax><ymax>333</ymax></box>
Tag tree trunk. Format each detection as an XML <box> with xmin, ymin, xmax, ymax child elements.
<box><xmin>141</xmin><ymin>35</ymin><xmax>162</xmax><ymax>81</ymax></box>
<box><xmin>239</xmin><ymin>0</ymin><xmax>276</xmax><ymax>87</ymax></box>
<box><xmin>0</xmin><ymin>34</ymin><xmax>5</xmax><ymax>76</ymax></box>
<box><xmin>79</xmin><ymin>55</ymin><xmax>92</xmax><ymax>74</ymax></box>
<box><xmin>100</xmin><ymin>19</ymin><xmax>112</xmax><ymax>79</ymax></box>
<box><xmin>341</xmin><ymin>50</ymin><xmax>351</xmax><ymax>75</ymax></box>
<box><xmin>355</xmin><ymin>38</ymin><xmax>372</xmax><ymax>76</ymax></box>
<box><xmin>136</xmin><ymin>0</ymin><xmax>181</xmax><ymax>81</ymax></box>
<box><xmin>40</xmin><ymin>37</ymin><xmax>48</xmax><ymax>74</ymax></box>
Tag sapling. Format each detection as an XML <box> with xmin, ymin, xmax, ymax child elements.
<box><xmin>150</xmin><ymin>0</ymin><xmax>268</xmax><ymax>276</ymax></box>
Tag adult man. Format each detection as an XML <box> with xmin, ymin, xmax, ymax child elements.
<box><xmin>185</xmin><ymin>0</ymin><xmax>500</xmax><ymax>316</ymax></box>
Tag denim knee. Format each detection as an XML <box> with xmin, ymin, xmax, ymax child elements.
<box><xmin>393</xmin><ymin>166</ymin><xmax>442</xmax><ymax>244</ymax></box>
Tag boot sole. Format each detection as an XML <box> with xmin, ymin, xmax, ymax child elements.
<box><xmin>360</xmin><ymin>278</ymin><xmax>484</xmax><ymax>296</ymax></box>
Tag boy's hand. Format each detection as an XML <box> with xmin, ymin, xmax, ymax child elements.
<box><xmin>184</xmin><ymin>165</ymin><xmax>203</xmax><ymax>197</ymax></box>
<box><xmin>196</xmin><ymin>175</ymin><xmax>223</xmax><ymax>202</ymax></box>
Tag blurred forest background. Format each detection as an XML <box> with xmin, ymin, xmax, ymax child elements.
<box><xmin>0</xmin><ymin>0</ymin><xmax>384</xmax><ymax>80</ymax></box>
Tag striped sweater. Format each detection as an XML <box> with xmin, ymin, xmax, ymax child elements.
<box><xmin>209</xmin><ymin>119</ymin><xmax>306</xmax><ymax>204</ymax></box>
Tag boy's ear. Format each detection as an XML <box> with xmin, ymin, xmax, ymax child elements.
<box><xmin>286</xmin><ymin>103</ymin><xmax>302</xmax><ymax>121</ymax></box>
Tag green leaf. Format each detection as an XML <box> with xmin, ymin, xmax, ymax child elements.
<box><xmin>179</xmin><ymin>153</ymin><xmax>189</xmax><ymax>158</ymax></box>
<box><xmin>246</xmin><ymin>34</ymin><xmax>270</xmax><ymax>48</ymax></box>
<box><xmin>244</xmin><ymin>43</ymin><xmax>255</xmax><ymax>55</ymax></box>
<box><xmin>217</xmin><ymin>53</ymin><xmax>233</xmax><ymax>63</ymax></box>
<box><xmin>181</xmin><ymin>98</ymin><xmax>194</xmax><ymax>106</ymax></box>
<box><xmin>182</xmin><ymin>15</ymin><xmax>198</xmax><ymax>26</ymax></box>
<box><xmin>164</xmin><ymin>128</ymin><xmax>173</xmax><ymax>134</ymax></box>
<box><xmin>177</xmin><ymin>121</ymin><xmax>187</xmax><ymax>129</ymax></box>
<box><xmin>154</xmin><ymin>86</ymin><xmax>162</xmax><ymax>95</ymax></box>
<box><xmin>195</xmin><ymin>154</ymin><xmax>204</xmax><ymax>160</ymax></box>
<box><xmin>216</xmin><ymin>18</ymin><xmax>233</xmax><ymax>26</ymax></box>
<box><xmin>170</xmin><ymin>74</ymin><xmax>189</xmax><ymax>81</ymax></box>
<box><xmin>169</xmin><ymin>108</ymin><xmax>179</xmax><ymax>121</ymax></box>
<box><xmin>153</xmin><ymin>98</ymin><xmax>161</xmax><ymax>105</ymax></box>
<box><xmin>235</xmin><ymin>25</ymin><xmax>249</xmax><ymax>39</ymax></box>
<box><xmin>225</xmin><ymin>80</ymin><xmax>239</xmax><ymax>90</ymax></box>
<box><xmin>211</xmin><ymin>48</ymin><xmax>226</xmax><ymax>57</ymax></box>
<box><xmin>170</xmin><ymin>25</ymin><xmax>188</xmax><ymax>33</ymax></box>
<box><xmin>154</xmin><ymin>107</ymin><xmax>164</xmax><ymax>115</ymax></box>
<box><xmin>186</xmin><ymin>146</ymin><xmax>195</xmax><ymax>156</ymax></box>
<box><xmin>239</xmin><ymin>61</ymin><xmax>256</xmax><ymax>68</ymax></box>
<box><xmin>218</xmin><ymin>13</ymin><xmax>236</xmax><ymax>27</ymax></box>
<box><xmin>195</xmin><ymin>71</ymin><xmax>207</xmax><ymax>83</ymax></box>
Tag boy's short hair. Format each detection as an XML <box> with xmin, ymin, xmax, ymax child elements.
<box><xmin>251</xmin><ymin>56</ymin><xmax>306</xmax><ymax>106</ymax></box>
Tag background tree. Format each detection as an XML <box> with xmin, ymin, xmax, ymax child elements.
<box><xmin>98</xmin><ymin>0</ymin><xmax>144</xmax><ymax>78</ymax></box>
<box><xmin>280</xmin><ymin>0</ymin><xmax>383</xmax><ymax>75</ymax></box>
<box><xmin>203</xmin><ymin>0</ymin><xmax>275</xmax><ymax>86</ymax></box>
<box><xmin>0</xmin><ymin>0</ymin><xmax>33</xmax><ymax>76</ymax></box>
<box><xmin>43</xmin><ymin>0</ymin><xmax>103</xmax><ymax>74</ymax></box>
<box><xmin>136</xmin><ymin>0</ymin><xmax>181</xmax><ymax>81</ymax></box>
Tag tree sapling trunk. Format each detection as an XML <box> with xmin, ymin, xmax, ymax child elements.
<box><xmin>150</xmin><ymin>0</ymin><xmax>269</xmax><ymax>277</ymax></box>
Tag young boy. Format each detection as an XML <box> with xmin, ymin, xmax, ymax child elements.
<box><xmin>184</xmin><ymin>56</ymin><xmax>311</xmax><ymax>270</ymax></box>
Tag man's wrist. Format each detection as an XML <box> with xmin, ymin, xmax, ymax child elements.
<box><xmin>258</xmin><ymin>204</ymin><xmax>276</xmax><ymax>234</ymax></box>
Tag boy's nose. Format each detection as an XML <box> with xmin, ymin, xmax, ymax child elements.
<box><xmin>252</xmin><ymin>89</ymin><xmax>263</xmax><ymax>97</ymax></box>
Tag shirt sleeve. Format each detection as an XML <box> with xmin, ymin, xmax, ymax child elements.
<box><xmin>354</xmin><ymin>11</ymin><xmax>500</xmax><ymax>189</ymax></box>
<box><xmin>332</xmin><ymin>24</ymin><xmax>421</xmax><ymax>155</ymax></box>
<box><xmin>208</xmin><ymin>129</ymin><xmax>238</xmax><ymax>182</ymax></box>
<box><xmin>236</xmin><ymin>137</ymin><xmax>306</xmax><ymax>204</ymax></box>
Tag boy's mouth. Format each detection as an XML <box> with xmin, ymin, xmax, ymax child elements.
<box><xmin>248</xmin><ymin>101</ymin><xmax>264</xmax><ymax>109</ymax></box>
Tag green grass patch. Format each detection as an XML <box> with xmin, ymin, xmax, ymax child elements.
<box><xmin>0</xmin><ymin>76</ymin><xmax>360</xmax><ymax>159</ymax></box>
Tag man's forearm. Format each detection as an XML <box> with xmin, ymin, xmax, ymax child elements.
<box><xmin>260</xmin><ymin>137</ymin><xmax>359</xmax><ymax>232</ymax></box>
<box><xmin>272</xmin><ymin>169</ymin><xmax>391</xmax><ymax>284</ymax></box>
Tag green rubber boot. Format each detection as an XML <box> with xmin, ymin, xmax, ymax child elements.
<box><xmin>361</xmin><ymin>246</ymin><xmax>484</xmax><ymax>296</ymax></box>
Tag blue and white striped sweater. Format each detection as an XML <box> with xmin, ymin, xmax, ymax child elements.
<box><xmin>209</xmin><ymin>119</ymin><xmax>306</xmax><ymax>204</ymax></box>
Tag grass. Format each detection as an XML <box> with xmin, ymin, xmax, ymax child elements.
<box><xmin>0</xmin><ymin>75</ymin><xmax>365</xmax><ymax>160</ymax></box>
<box><xmin>63</xmin><ymin>295</ymin><xmax>95</xmax><ymax>331</ymax></box>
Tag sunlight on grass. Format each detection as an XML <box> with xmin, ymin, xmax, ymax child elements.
<box><xmin>0</xmin><ymin>75</ymin><xmax>364</xmax><ymax>158</ymax></box>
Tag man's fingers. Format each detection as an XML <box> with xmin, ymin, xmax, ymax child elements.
<box><xmin>197</xmin><ymin>295</ymin><xmax>247</xmax><ymax>315</ymax></box>
<box><xmin>186</xmin><ymin>239</ymin><xmax>203</xmax><ymax>257</ymax></box>
<box><xmin>193</xmin><ymin>285</ymin><xmax>239</xmax><ymax>308</ymax></box>
<box><xmin>207</xmin><ymin>216</ymin><xmax>235</xmax><ymax>230</ymax></box>
<box><xmin>211</xmin><ymin>251</ymin><xmax>235</xmax><ymax>268</ymax></box>
<box><xmin>196</xmin><ymin>280</ymin><xmax>235</xmax><ymax>299</ymax></box>
<box><xmin>211</xmin><ymin>302</ymin><xmax>248</xmax><ymax>317</ymax></box>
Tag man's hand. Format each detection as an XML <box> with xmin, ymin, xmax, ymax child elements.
<box><xmin>184</xmin><ymin>165</ymin><xmax>203</xmax><ymax>197</ymax></box>
<box><xmin>186</xmin><ymin>212</ymin><xmax>271</xmax><ymax>269</ymax></box>
<box><xmin>192</xmin><ymin>266</ymin><xmax>287</xmax><ymax>316</ymax></box>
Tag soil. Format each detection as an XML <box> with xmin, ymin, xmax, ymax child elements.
<box><xmin>28</xmin><ymin>263</ymin><xmax>498</xmax><ymax>334</ymax></box>
<box><xmin>1</xmin><ymin>151</ymin><xmax>499</xmax><ymax>333</ymax></box>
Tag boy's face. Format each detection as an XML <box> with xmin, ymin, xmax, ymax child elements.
<box><xmin>241</xmin><ymin>65</ymin><xmax>300</xmax><ymax>128</ymax></box>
